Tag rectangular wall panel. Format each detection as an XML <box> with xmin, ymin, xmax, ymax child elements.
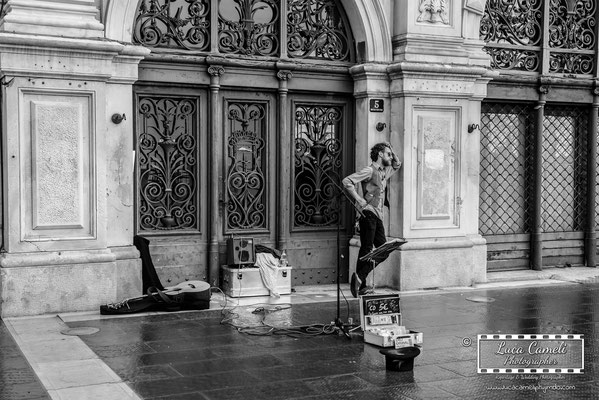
<box><xmin>412</xmin><ymin>107</ymin><xmax>460</xmax><ymax>229</ymax></box>
<box><xmin>31</xmin><ymin>101</ymin><xmax>84</xmax><ymax>229</ymax></box>
<box><xmin>21</xmin><ymin>91</ymin><xmax>95</xmax><ymax>241</ymax></box>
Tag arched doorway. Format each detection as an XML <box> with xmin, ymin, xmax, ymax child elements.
<box><xmin>123</xmin><ymin>0</ymin><xmax>371</xmax><ymax>286</ymax></box>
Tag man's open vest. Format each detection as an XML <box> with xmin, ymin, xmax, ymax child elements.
<box><xmin>361</xmin><ymin>165</ymin><xmax>390</xmax><ymax>209</ymax></box>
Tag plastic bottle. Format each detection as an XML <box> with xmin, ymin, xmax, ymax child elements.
<box><xmin>280</xmin><ymin>250</ymin><xmax>288</xmax><ymax>268</ymax></box>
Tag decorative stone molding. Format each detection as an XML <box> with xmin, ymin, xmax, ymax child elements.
<box><xmin>0</xmin><ymin>0</ymin><xmax>104</xmax><ymax>38</ymax></box>
<box><xmin>0</xmin><ymin>33</ymin><xmax>149</xmax><ymax>82</ymax></box>
<box><xmin>464</xmin><ymin>0</ymin><xmax>486</xmax><ymax>15</ymax></box>
<box><xmin>349</xmin><ymin>63</ymin><xmax>390</xmax><ymax>98</ymax></box>
<box><xmin>344</xmin><ymin>0</ymin><xmax>393</xmax><ymax>61</ymax></box>
<box><xmin>417</xmin><ymin>0</ymin><xmax>450</xmax><ymax>25</ymax></box>
<box><xmin>387</xmin><ymin>62</ymin><xmax>496</xmax><ymax>100</ymax></box>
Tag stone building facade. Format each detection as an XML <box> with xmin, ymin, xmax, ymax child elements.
<box><xmin>0</xmin><ymin>0</ymin><xmax>534</xmax><ymax>317</ymax></box>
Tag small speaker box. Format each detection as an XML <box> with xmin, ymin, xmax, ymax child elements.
<box><xmin>226</xmin><ymin>237</ymin><xmax>255</xmax><ymax>265</ymax></box>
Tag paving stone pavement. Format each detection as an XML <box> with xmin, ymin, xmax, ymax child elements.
<box><xmin>3</xmin><ymin>276</ymin><xmax>599</xmax><ymax>399</ymax></box>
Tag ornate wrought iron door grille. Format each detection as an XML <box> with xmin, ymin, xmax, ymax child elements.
<box><xmin>548</xmin><ymin>0</ymin><xmax>596</xmax><ymax>74</ymax></box>
<box><xmin>134</xmin><ymin>0</ymin><xmax>211</xmax><ymax>50</ymax></box>
<box><xmin>480</xmin><ymin>0</ymin><xmax>543</xmax><ymax>72</ymax></box>
<box><xmin>287</xmin><ymin>0</ymin><xmax>353</xmax><ymax>60</ymax></box>
<box><xmin>542</xmin><ymin>105</ymin><xmax>588</xmax><ymax>232</ymax></box>
<box><xmin>133</xmin><ymin>0</ymin><xmax>354</xmax><ymax>61</ymax></box>
<box><xmin>218</xmin><ymin>0</ymin><xmax>280</xmax><ymax>56</ymax></box>
<box><xmin>136</xmin><ymin>96</ymin><xmax>201</xmax><ymax>232</ymax></box>
<box><xmin>293</xmin><ymin>103</ymin><xmax>344</xmax><ymax>229</ymax></box>
<box><xmin>225</xmin><ymin>100</ymin><xmax>268</xmax><ymax>232</ymax></box>
<box><xmin>481</xmin><ymin>0</ymin><xmax>597</xmax><ymax>75</ymax></box>
<box><xmin>479</xmin><ymin>103</ymin><xmax>535</xmax><ymax>235</ymax></box>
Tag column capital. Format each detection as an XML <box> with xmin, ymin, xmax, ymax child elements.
<box><xmin>276</xmin><ymin>70</ymin><xmax>293</xmax><ymax>81</ymax></box>
<box><xmin>207</xmin><ymin>65</ymin><xmax>225</xmax><ymax>78</ymax></box>
<box><xmin>592</xmin><ymin>80</ymin><xmax>599</xmax><ymax>98</ymax></box>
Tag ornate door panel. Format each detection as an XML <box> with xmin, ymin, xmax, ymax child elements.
<box><xmin>131</xmin><ymin>1</ymin><xmax>357</xmax><ymax>286</ymax></box>
<box><xmin>134</xmin><ymin>87</ymin><xmax>209</xmax><ymax>284</ymax></box>
<box><xmin>289</xmin><ymin>95</ymin><xmax>353</xmax><ymax>285</ymax></box>
<box><xmin>222</xmin><ymin>92</ymin><xmax>276</xmax><ymax>243</ymax></box>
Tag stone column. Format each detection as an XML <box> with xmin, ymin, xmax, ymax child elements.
<box><xmin>531</xmin><ymin>85</ymin><xmax>547</xmax><ymax>271</ymax></box>
<box><xmin>586</xmin><ymin>84</ymin><xmax>599</xmax><ymax>268</ymax></box>
<box><xmin>207</xmin><ymin>64</ymin><xmax>225</xmax><ymax>286</ymax></box>
<box><xmin>0</xmin><ymin>0</ymin><xmax>149</xmax><ymax>316</ymax></box>
<box><xmin>106</xmin><ymin>45</ymin><xmax>151</xmax><ymax>299</ymax></box>
<box><xmin>276</xmin><ymin>69</ymin><xmax>293</xmax><ymax>250</ymax></box>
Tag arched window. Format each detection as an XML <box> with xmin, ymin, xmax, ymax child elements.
<box><xmin>133</xmin><ymin>0</ymin><xmax>354</xmax><ymax>61</ymax></box>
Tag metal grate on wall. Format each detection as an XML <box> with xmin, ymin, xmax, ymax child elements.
<box><xmin>542</xmin><ymin>105</ymin><xmax>588</xmax><ymax>233</ymax></box>
<box><xmin>479</xmin><ymin>103</ymin><xmax>535</xmax><ymax>236</ymax></box>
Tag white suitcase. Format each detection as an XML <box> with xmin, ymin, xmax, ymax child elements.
<box><xmin>221</xmin><ymin>265</ymin><xmax>292</xmax><ymax>297</ymax></box>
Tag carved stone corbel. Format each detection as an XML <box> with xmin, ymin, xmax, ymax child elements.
<box><xmin>417</xmin><ymin>0</ymin><xmax>450</xmax><ymax>24</ymax></box>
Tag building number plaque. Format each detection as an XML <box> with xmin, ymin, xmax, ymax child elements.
<box><xmin>369</xmin><ymin>99</ymin><xmax>384</xmax><ymax>112</ymax></box>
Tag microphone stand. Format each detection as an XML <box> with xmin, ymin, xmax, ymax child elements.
<box><xmin>305</xmin><ymin>154</ymin><xmax>364</xmax><ymax>339</ymax></box>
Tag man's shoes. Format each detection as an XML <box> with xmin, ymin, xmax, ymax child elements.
<box><xmin>351</xmin><ymin>273</ymin><xmax>370</xmax><ymax>298</ymax></box>
<box><xmin>350</xmin><ymin>273</ymin><xmax>362</xmax><ymax>298</ymax></box>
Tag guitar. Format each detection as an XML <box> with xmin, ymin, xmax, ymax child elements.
<box><xmin>101</xmin><ymin>280</ymin><xmax>211</xmax><ymax>315</ymax></box>
<box><xmin>163</xmin><ymin>280</ymin><xmax>211</xmax><ymax>302</ymax></box>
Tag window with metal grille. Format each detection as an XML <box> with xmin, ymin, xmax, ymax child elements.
<box><xmin>480</xmin><ymin>103</ymin><xmax>590</xmax><ymax>236</ymax></box>
<box><xmin>480</xmin><ymin>0</ymin><xmax>596</xmax><ymax>75</ymax></box>
<box><xmin>542</xmin><ymin>105</ymin><xmax>588</xmax><ymax>233</ymax></box>
<box><xmin>133</xmin><ymin>0</ymin><xmax>354</xmax><ymax>61</ymax></box>
<box><xmin>479</xmin><ymin>103</ymin><xmax>535</xmax><ymax>236</ymax></box>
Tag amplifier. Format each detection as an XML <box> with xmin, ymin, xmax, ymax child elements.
<box><xmin>226</xmin><ymin>237</ymin><xmax>255</xmax><ymax>265</ymax></box>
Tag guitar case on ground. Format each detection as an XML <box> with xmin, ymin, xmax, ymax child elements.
<box><xmin>100</xmin><ymin>236</ymin><xmax>211</xmax><ymax>315</ymax></box>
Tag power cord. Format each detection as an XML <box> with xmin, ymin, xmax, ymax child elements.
<box><xmin>209</xmin><ymin>286</ymin><xmax>341</xmax><ymax>338</ymax></box>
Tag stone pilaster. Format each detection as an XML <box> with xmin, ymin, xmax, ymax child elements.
<box><xmin>347</xmin><ymin>63</ymin><xmax>392</xmax><ymax>282</ymax></box>
<box><xmin>0</xmin><ymin>0</ymin><xmax>149</xmax><ymax>316</ymax></box>
<box><xmin>354</xmin><ymin>0</ymin><xmax>496</xmax><ymax>291</ymax></box>
<box><xmin>349</xmin><ymin>64</ymin><xmax>392</xmax><ymax>169</ymax></box>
